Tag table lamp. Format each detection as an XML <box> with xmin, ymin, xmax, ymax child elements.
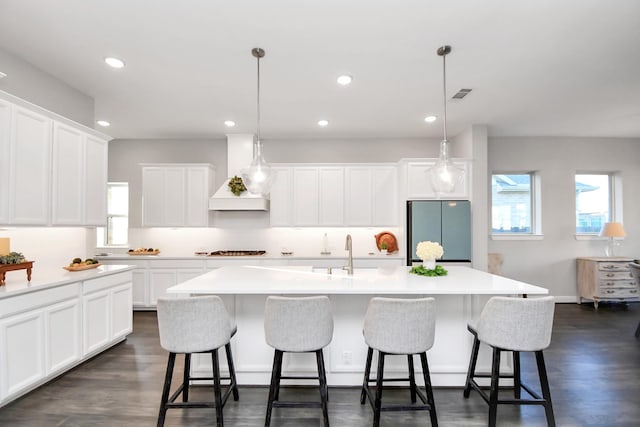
<box><xmin>599</xmin><ymin>222</ymin><xmax>626</xmax><ymax>257</ymax></box>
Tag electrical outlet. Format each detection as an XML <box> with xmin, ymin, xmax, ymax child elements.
<box><xmin>342</xmin><ymin>351</ymin><xmax>352</xmax><ymax>365</ymax></box>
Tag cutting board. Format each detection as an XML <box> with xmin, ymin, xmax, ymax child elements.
<box><xmin>0</xmin><ymin>238</ymin><xmax>9</xmax><ymax>256</ymax></box>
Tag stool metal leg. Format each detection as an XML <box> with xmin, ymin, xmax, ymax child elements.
<box><xmin>265</xmin><ymin>350</ymin><xmax>283</xmax><ymax>427</ymax></box>
<box><xmin>225</xmin><ymin>342</ymin><xmax>240</xmax><ymax>401</ymax></box>
<box><xmin>420</xmin><ymin>352</ymin><xmax>438</xmax><ymax>427</ymax></box>
<box><xmin>512</xmin><ymin>351</ymin><xmax>521</xmax><ymax>399</ymax></box>
<box><xmin>316</xmin><ymin>349</ymin><xmax>330</xmax><ymax>427</ymax></box>
<box><xmin>373</xmin><ymin>351</ymin><xmax>386</xmax><ymax>427</ymax></box>
<box><xmin>488</xmin><ymin>348</ymin><xmax>501</xmax><ymax>427</ymax></box>
<box><xmin>158</xmin><ymin>352</ymin><xmax>176</xmax><ymax>427</ymax></box>
<box><xmin>182</xmin><ymin>353</ymin><xmax>191</xmax><ymax>402</ymax></box>
<box><xmin>535</xmin><ymin>351</ymin><xmax>556</xmax><ymax>427</ymax></box>
<box><xmin>360</xmin><ymin>347</ymin><xmax>373</xmax><ymax>404</ymax></box>
<box><xmin>463</xmin><ymin>334</ymin><xmax>481</xmax><ymax>398</ymax></box>
<box><xmin>408</xmin><ymin>354</ymin><xmax>417</xmax><ymax>403</ymax></box>
<box><xmin>211</xmin><ymin>350</ymin><xmax>223</xmax><ymax>427</ymax></box>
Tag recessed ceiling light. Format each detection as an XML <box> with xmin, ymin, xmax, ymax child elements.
<box><xmin>104</xmin><ymin>57</ymin><xmax>125</xmax><ymax>69</ymax></box>
<box><xmin>424</xmin><ymin>115</ymin><xmax>437</xmax><ymax>123</ymax></box>
<box><xmin>96</xmin><ymin>120</ymin><xmax>111</xmax><ymax>127</ymax></box>
<box><xmin>224</xmin><ymin>120</ymin><xmax>236</xmax><ymax>127</ymax></box>
<box><xmin>336</xmin><ymin>75</ymin><xmax>352</xmax><ymax>85</ymax></box>
<box><xmin>318</xmin><ymin>120</ymin><xmax>329</xmax><ymax>127</ymax></box>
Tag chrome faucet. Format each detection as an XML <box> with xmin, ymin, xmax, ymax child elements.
<box><xmin>343</xmin><ymin>234</ymin><xmax>353</xmax><ymax>275</ymax></box>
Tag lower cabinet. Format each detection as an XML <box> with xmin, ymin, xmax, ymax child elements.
<box><xmin>0</xmin><ymin>270</ymin><xmax>132</xmax><ymax>407</ymax></box>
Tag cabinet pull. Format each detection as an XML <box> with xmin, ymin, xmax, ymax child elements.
<box><xmin>630</xmin><ymin>290</ymin><xmax>638</xmax><ymax>294</ymax></box>
<box><xmin>605</xmin><ymin>273</ymin><xmax>615</xmax><ymax>277</ymax></box>
<box><xmin>603</xmin><ymin>265</ymin><xmax>616</xmax><ymax>269</ymax></box>
<box><xmin>606</xmin><ymin>290</ymin><xmax>615</xmax><ymax>294</ymax></box>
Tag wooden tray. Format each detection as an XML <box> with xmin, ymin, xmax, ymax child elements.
<box><xmin>128</xmin><ymin>250</ymin><xmax>160</xmax><ymax>255</ymax></box>
<box><xmin>63</xmin><ymin>263</ymin><xmax>102</xmax><ymax>271</ymax></box>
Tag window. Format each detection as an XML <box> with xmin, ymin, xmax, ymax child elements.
<box><xmin>575</xmin><ymin>174</ymin><xmax>612</xmax><ymax>234</ymax></box>
<box><xmin>97</xmin><ymin>183</ymin><xmax>129</xmax><ymax>246</ymax></box>
<box><xmin>491</xmin><ymin>173</ymin><xmax>541</xmax><ymax>237</ymax></box>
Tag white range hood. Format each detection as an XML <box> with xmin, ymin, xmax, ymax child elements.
<box><xmin>209</xmin><ymin>134</ymin><xmax>270</xmax><ymax>211</ymax></box>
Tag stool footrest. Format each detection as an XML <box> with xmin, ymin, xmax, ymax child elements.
<box><xmin>272</xmin><ymin>401</ymin><xmax>322</xmax><ymax>409</ymax></box>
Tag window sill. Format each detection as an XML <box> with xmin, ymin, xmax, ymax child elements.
<box><xmin>491</xmin><ymin>234</ymin><xmax>544</xmax><ymax>241</ymax></box>
<box><xmin>574</xmin><ymin>234</ymin><xmax>613</xmax><ymax>241</ymax></box>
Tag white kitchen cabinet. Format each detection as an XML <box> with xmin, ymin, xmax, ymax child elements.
<box><xmin>149</xmin><ymin>270</ymin><xmax>177</xmax><ymax>305</ymax></box>
<box><xmin>293</xmin><ymin>167</ymin><xmax>319</xmax><ymax>226</ymax></box>
<box><xmin>83</xmin><ymin>134</ymin><xmax>109</xmax><ymax>225</ymax></box>
<box><xmin>142</xmin><ymin>164</ymin><xmax>214</xmax><ymax>227</ymax></box>
<box><xmin>51</xmin><ymin>122</ymin><xmax>84</xmax><ymax>225</ymax></box>
<box><xmin>131</xmin><ymin>269</ymin><xmax>148</xmax><ymax>308</ymax></box>
<box><xmin>269</xmin><ymin>167</ymin><xmax>293</xmax><ymax>226</ymax></box>
<box><xmin>346</xmin><ymin>166</ymin><xmax>398</xmax><ymax>226</ymax></box>
<box><xmin>0</xmin><ymin>309</ymin><xmax>45</xmax><ymax>399</ymax></box>
<box><xmin>318</xmin><ymin>167</ymin><xmax>344</xmax><ymax>225</ymax></box>
<box><xmin>0</xmin><ymin>99</ymin><xmax>12</xmax><ymax>224</ymax></box>
<box><xmin>82</xmin><ymin>272</ymin><xmax>133</xmax><ymax>356</ymax></box>
<box><xmin>406</xmin><ymin>160</ymin><xmax>470</xmax><ymax>199</ymax></box>
<box><xmin>46</xmin><ymin>298</ymin><xmax>81</xmax><ymax>375</ymax></box>
<box><xmin>9</xmin><ymin>106</ymin><xmax>52</xmax><ymax>225</ymax></box>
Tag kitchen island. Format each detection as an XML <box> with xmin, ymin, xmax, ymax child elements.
<box><xmin>167</xmin><ymin>265</ymin><xmax>548</xmax><ymax>387</ymax></box>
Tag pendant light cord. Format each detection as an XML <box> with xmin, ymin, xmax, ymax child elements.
<box><xmin>442</xmin><ymin>51</ymin><xmax>447</xmax><ymax>142</ymax></box>
<box><xmin>256</xmin><ymin>52</ymin><xmax>261</xmax><ymax>142</ymax></box>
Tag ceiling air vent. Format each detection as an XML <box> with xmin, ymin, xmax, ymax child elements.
<box><xmin>451</xmin><ymin>88</ymin><xmax>472</xmax><ymax>100</ymax></box>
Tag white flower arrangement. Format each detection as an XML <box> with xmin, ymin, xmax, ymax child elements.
<box><xmin>416</xmin><ymin>241</ymin><xmax>444</xmax><ymax>260</ymax></box>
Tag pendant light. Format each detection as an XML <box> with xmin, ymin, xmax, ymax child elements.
<box><xmin>427</xmin><ymin>45</ymin><xmax>464</xmax><ymax>194</ymax></box>
<box><xmin>242</xmin><ymin>47</ymin><xmax>274</xmax><ymax>195</ymax></box>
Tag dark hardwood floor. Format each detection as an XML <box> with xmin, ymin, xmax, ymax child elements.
<box><xmin>1</xmin><ymin>302</ymin><xmax>639</xmax><ymax>426</ymax></box>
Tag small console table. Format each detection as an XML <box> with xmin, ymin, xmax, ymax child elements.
<box><xmin>0</xmin><ymin>261</ymin><xmax>34</xmax><ymax>285</ymax></box>
<box><xmin>577</xmin><ymin>257</ymin><xmax>637</xmax><ymax>308</ymax></box>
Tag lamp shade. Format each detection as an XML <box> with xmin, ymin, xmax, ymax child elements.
<box><xmin>599</xmin><ymin>222</ymin><xmax>626</xmax><ymax>238</ymax></box>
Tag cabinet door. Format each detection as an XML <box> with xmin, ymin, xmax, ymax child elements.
<box><xmin>293</xmin><ymin>168</ymin><xmax>319</xmax><ymax>226</ymax></box>
<box><xmin>372</xmin><ymin>166</ymin><xmax>398</xmax><ymax>226</ymax></box>
<box><xmin>142</xmin><ymin>167</ymin><xmax>165</xmax><ymax>226</ymax></box>
<box><xmin>0</xmin><ymin>310</ymin><xmax>45</xmax><ymax>398</ymax></box>
<box><xmin>163</xmin><ymin>168</ymin><xmax>186</xmax><ymax>226</ymax></box>
<box><xmin>83</xmin><ymin>289</ymin><xmax>111</xmax><ymax>355</ymax></box>
<box><xmin>441</xmin><ymin>200</ymin><xmax>471</xmax><ymax>261</ymax></box>
<box><xmin>319</xmin><ymin>167</ymin><xmax>344</xmax><ymax>225</ymax></box>
<box><xmin>46</xmin><ymin>298</ymin><xmax>81</xmax><ymax>374</ymax></box>
<box><xmin>131</xmin><ymin>269</ymin><xmax>148</xmax><ymax>307</ymax></box>
<box><xmin>10</xmin><ymin>106</ymin><xmax>51</xmax><ymax>224</ymax></box>
<box><xmin>185</xmin><ymin>167</ymin><xmax>210</xmax><ymax>226</ymax></box>
<box><xmin>346</xmin><ymin>167</ymin><xmax>373</xmax><ymax>226</ymax></box>
<box><xmin>0</xmin><ymin>100</ymin><xmax>11</xmax><ymax>224</ymax></box>
<box><xmin>111</xmin><ymin>283</ymin><xmax>133</xmax><ymax>339</ymax></box>
<box><xmin>51</xmin><ymin>122</ymin><xmax>84</xmax><ymax>225</ymax></box>
<box><xmin>84</xmin><ymin>135</ymin><xmax>108</xmax><ymax>225</ymax></box>
<box><xmin>149</xmin><ymin>270</ymin><xmax>177</xmax><ymax>305</ymax></box>
<box><xmin>269</xmin><ymin>167</ymin><xmax>293</xmax><ymax>226</ymax></box>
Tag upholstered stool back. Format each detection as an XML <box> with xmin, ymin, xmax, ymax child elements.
<box><xmin>157</xmin><ymin>296</ymin><xmax>232</xmax><ymax>354</ymax></box>
<box><xmin>476</xmin><ymin>296</ymin><xmax>555</xmax><ymax>352</ymax></box>
<box><xmin>264</xmin><ymin>295</ymin><xmax>333</xmax><ymax>352</ymax></box>
<box><xmin>363</xmin><ymin>297</ymin><xmax>436</xmax><ymax>354</ymax></box>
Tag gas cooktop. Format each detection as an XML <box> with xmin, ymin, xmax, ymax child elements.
<box><xmin>200</xmin><ymin>250</ymin><xmax>267</xmax><ymax>257</ymax></box>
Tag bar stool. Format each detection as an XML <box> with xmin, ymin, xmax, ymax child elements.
<box><xmin>360</xmin><ymin>297</ymin><xmax>438</xmax><ymax>427</ymax></box>
<box><xmin>156</xmin><ymin>296</ymin><xmax>239</xmax><ymax>427</ymax></box>
<box><xmin>463</xmin><ymin>296</ymin><xmax>556</xmax><ymax>427</ymax></box>
<box><xmin>264</xmin><ymin>296</ymin><xmax>334</xmax><ymax>427</ymax></box>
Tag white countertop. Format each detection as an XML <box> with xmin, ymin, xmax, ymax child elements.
<box><xmin>97</xmin><ymin>254</ymin><xmax>404</xmax><ymax>261</ymax></box>
<box><xmin>167</xmin><ymin>265</ymin><xmax>548</xmax><ymax>296</ymax></box>
<box><xmin>0</xmin><ymin>264</ymin><xmax>135</xmax><ymax>299</ymax></box>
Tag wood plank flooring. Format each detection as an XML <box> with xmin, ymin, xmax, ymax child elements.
<box><xmin>1</xmin><ymin>302</ymin><xmax>639</xmax><ymax>426</ymax></box>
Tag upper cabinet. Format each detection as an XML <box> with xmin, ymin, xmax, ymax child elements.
<box><xmin>405</xmin><ymin>160</ymin><xmax>470</xmax><ymax>200</ymax></box>
<box><xmin>0</xmin><ymin>94</ymin><xmax>110</xmax><ymax>227</ymax></box>
<box><xmin>142</xmin><ymin>164</ymin><xmax>215</xmax><ymax>227</ymax></box>
<box><xmin>51</xmin><ymin>123</ymin><xmax>108</xmax><ymax>226</ymax></box>
<box><xmin>270</xmin><ymin>164</ymin><xmax>397</xmax><ymax>227</ymax></box>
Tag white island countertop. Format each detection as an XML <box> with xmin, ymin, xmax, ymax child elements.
<box><xmin>167</xmin><ymin>265</ymin><xmax>548</xmax><ymax>296</ymax></box>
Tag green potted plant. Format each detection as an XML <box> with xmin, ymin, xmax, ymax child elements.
<box><xmin>380</xmin><ymin>242</ymin><xmax>388</xmax><ymax>255</ymax></box>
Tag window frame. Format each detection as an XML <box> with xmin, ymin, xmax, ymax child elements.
<box><xmin>490</xmin><ymin>171</ymin><xmax>543</xmax><ymax>241</ymax></box>
<box><xmin>96</xmin><ymin>182</ymin><xmax>129</xmax><ymax>248</ymax></box>
<box><xmin>574</xmin><ymin>171</ymin><xmax>623</xmax><ymax>239</ymax></box>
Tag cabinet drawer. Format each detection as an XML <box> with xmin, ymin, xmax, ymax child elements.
<box><xmin>599</xmin><ymin>279</ymin><xmax>637</xmax><ymax>288</ymax></box>
<box><xmin>598</xmin><ymin>288</ymin><xmax>640</xmax><ymax>298</ymax></box>
<box><xmin>598</xmin><ymin>262</ymin><xmax>630</xmax><ymax>272</ymax></box>
<box><xmin>598</xmin><ymin>270</ymin><xmax>633</xmax><ymax>280</ymax></box>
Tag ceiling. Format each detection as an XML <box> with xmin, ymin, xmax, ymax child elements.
<box><xmin>0</xmin><ymin>0</ymin><xmax>639</xmax><ymax>140</ymax></box>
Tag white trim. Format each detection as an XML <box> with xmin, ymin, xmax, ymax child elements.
<box><xmin>491</xmin><ymin>234</ymin><xmax>544</xmax><ymax>241</ymax></box>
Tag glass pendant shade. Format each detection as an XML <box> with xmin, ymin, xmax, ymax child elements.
<box><xmin>242</xmin><ymin>140</ymin><xmax>273</xmax><ymax>195</ymax></box>
<box><xmin>428</xmin><ymin>139</ymin><xmax>464</xmax><ymax>193</ymax></box>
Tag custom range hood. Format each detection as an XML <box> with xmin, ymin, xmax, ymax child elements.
<box><xmin>208</xmin><ymin>134</ymin><xmax>270</xmax><ymax>211</ymax></box>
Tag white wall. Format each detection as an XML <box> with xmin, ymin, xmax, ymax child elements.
<box><xmin>0</xmin><ymin>47</ymin><xmax>94</xmax><ymax>127</ymax></box>
<box><xmin>488</xmin><ymin>137</ymin><xmax>640</xmax><ymax>300</ymax></box>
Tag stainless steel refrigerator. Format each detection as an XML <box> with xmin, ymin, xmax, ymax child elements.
<box><xmin>406</xmin><ymin>200</ymin><xmax>471</xmax><ymax>265</ymax></box>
